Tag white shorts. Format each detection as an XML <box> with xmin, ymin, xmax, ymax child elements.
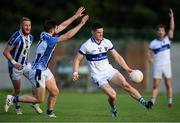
<box><xmin>29</xmin><ymin>68</ymin><xmax>53</xmax><ymax>88</ymax></box>
<box><xmin>90</xmin><ymin>67</ymin><xmax>118</xmax><ymax>88</ymax></box>
<box><xmin>153</xmin><ymin>63</ymin><xmax>172</xmax><ymax>79</ymax></box>
<box><xmin>8</xmin><ymin>63</ymin><xmax>31</xmax><ymax>80</ymax></box>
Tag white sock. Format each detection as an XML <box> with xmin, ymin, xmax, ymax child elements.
<box><xmin>168</xmin><ymin>97</ymin><xmax>172</xmax><ymax>104</ymax></box>
<box><xmin>151</xmin><ymin>97</ymin><xmax>156</xmax><ymax>104</ymax></box>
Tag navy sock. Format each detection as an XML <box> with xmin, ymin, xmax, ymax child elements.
<box><xmin>13</xmin><ymin>96</ymin><xmax>19</xmax><ymax>103</ymax></box>
<box><xmin>111</xmin><ymin>106</ymin><xmax>116</xmax><ymax>111</ymax></box>
<box><xmin>15</xmin><ymin>105</ymin><xmax>20</xmax><ymax>109</ymax></box>
<box><xmin>138</xmin><ymin>97</ymin><xmax>147</xmax><ymax>106</ymax></box>
<box><xmin>47</xmin><ymin>109</ymin><xmax>53</xmax><ymax>114</ymax></box>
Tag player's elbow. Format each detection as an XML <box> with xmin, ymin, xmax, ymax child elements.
<box><xmin>3</xmin><ymin>50</ymin><xmax>8</xmax><ymax>57</ymax></box>
<box><xmin>61</xmin><ymin>35</ymin><xmax>71</xmax><ymax>42</ymax></box>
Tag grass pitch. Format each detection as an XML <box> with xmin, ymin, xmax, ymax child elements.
<box><xmin>0</xmin><ymin>90</ymin><xmax>180</xmax><ymax>122</ymax></box>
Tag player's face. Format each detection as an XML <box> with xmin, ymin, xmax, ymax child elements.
<box><xmin>54</xmin><ymin>25</ymin><xmax>58</xmax><ymax>35</ymax></box>
<box><xmin>157</xmin><ymin>27</ymin><xmax>166</xmax><ymax>39</ymax></box>
<box><xmin>21</xmin><ymin>20</ymin><xmax>31</xmax><ymax>36</ymax></box>
<box><xmin>93</xmin><ymin>28</ymin><xmax>104</xmax><ymax>41</ymax></box>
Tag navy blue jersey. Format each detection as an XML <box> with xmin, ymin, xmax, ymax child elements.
<box><xmin>8</xmin><ymin>30</ymin><xmax>33</xmax><ymax>67</ymax></box>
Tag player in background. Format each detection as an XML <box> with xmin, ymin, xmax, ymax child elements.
<box><xmin>5</xmin><ymin>6</ymin><xmax>89</xmax><ymax>118</ymax></box>
<box><xmin>148</xmin><ymin>9</ymin><xmax>175</xmax><ymax>107</ymax></box>
<box><xmin>73</xmin><ymin>22</ymin><xmax>153</xmax><ymax>117</ymax></box>
<box><xmin>3</xmin><ymin>17</ymin><xmax>42</xmax><ymax>114</ymax></box>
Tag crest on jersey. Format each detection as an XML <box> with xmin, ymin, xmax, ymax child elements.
<box><xmin>98</xmin><ymin>47</ymin><xmax>102</xmax><ymax>52</ymax></box>
<box><xmin>104</xmin><ymin>47</ymin><xmax>108</xmax><ymax>51</ymax></box>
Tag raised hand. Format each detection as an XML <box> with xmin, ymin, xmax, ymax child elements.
<box><xmin>80</xmin><ymin>15</ymin><xmax>89</xmax><ymax>25</ymax></box>
<box><xmin>75</xmin><ymin>6</ymin><xmax>85</xmax><ymax>18</ymax></box>
<box><xmin>169</xmin><ymin>8</ymin><xmax>174</xmax><ymax>18</ymax></box>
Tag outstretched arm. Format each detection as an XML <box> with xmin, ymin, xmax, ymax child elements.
<box><xmin>56</xmin><ymin>6</ymin><xmax>85</xmax><ymax>33</ymax></box>
<box><xmin>73</xmin><ymin>52</ymin><xmax>84</xmax><ymax>81</ymax></box>
<box><xmin>168</xmin><ymin>8</ymin><xmax>175</xmax><ymax>39</ymax></box>
<box><xmin>110</xmin><ymin>49</ymin><xmax>132</xmax><ymax>73</ymax></box>
<box><xmin>60</xmin><ymin>15</ymin><xmax>89</xmax><ymax>42</ymax></box>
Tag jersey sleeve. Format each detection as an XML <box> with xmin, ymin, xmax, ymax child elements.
<box><xmin>165</xmin><ymin>35</ymin><xmax>171</xmax><ymax>44</ymax></box>
<box><xmin>50</xmin><ymin>36</ymin><xmax>59</xmax><ymax>44</ymax></box>
<box><xmin>7</xmin><ymin>32</ymin><xmax>19</xmax><ymax>48</ymax></box>
<box><xmin>149</xmin><ymin>41</ymin><xmax>154</xmax><ymax>49</ymax></box>
<box><xmin>41</xmin><ymin>32</ymin><xmax>59</xmax><ymax>46</ymax></box>
<box><xmin>79</xmin><ymin>44</ymin><xmax>86</xmax><ymax>55</ymax></box>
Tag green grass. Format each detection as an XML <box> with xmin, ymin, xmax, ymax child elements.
<box><xmin>0</xmin><ymin>90</ymin><xmax>180</xmax><ymax>122</ymax></box>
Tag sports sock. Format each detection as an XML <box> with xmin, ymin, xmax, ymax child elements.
<box><xmin>111</xmin><ymin>106</ymin><xmax>117</xmax><ymax>112</ymax></box>
<box><xmin>47</xmin><ymin>109</ymin><xmax>53</xmax><ymax>114</ymax></box>
<box><xmin>138</xmin><ymin>97</ymin><xmax>147</xmax><ymax>106</ymax></box>
<box><xmin>15</xmin><ymin>105</ymin><xmax>20</xmax><ymax>109</ymax></box>
<box><xmin>13</xmin><ymin>96</ymin><xmax>19</xmax><ymax>103</ymax></box>
<box><xmin>151</xmin><ymin>97</ymin><xmax>156</xmax><ymax>104</ymax></box>
<box><xmin>168</xmin><ymin>97</ymin><xmax>172</xmax><ymax>104</ymax></box>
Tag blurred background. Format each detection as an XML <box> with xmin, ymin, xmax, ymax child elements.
<box><xmin>0</xmin><ymin>0</ymin><xmax>180</xmax><ymax>93</ymax></box>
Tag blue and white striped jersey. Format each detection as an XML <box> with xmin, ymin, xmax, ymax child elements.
<box><xmin>149</xmin><ymin>35</ymin><xmax>171</xmax><ymax>66</ymax></box>
<box><xmin>32</xmin><ymin>32</ymin><xmax>60</xmax><ymax>70</ymax></box>
<box><xmin>8</xmin><ymin>30</ymin><xmax>33</xmax><ymax>67</ymax></box>
<box><xmin>79</xmin><ymin>37</ymin><xmax>114</xmax><ymax>75</ymax></box>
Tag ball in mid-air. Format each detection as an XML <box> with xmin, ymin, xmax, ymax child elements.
<box><xmin>129</xmin><ymin>70</ymin><xmax>143</xmax><ymax>83</ymax></box>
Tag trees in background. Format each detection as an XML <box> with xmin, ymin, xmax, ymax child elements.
<box><xmin>0</xmin><ymin>0</ymin><xmax>179</xmax><ymax>40</ymax></box>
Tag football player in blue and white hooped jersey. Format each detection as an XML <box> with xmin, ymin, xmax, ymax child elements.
<box><xmin>73</xmin><ymin>23</ymin><xmax>153</xmax><ymax>117</ymax></box>
<box><xmin>148</xmin><ymin>9</ymin><xmax>175</xmax><ymax>107</ymax></box>
<box><xmin>5</xmin><ymin>7</ymin><xmax>89</xmax><ymax>118</ymax></box>
<box><xmin>3</xmin><ymin>17</ymin><xmax>42</xmax><ymax>114</ymax></box>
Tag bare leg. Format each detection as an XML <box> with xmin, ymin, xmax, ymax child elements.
<box><xmin>110</xmin><ymin>72</ymin><xmax>141</xmax><ymax>100</ymax></box>
<box><xmin>110</xmin><ymin>72</ymin><xmax>152</xmax><ymax>109</ymax></box>
<box><xmin>164</xmin><ymin>77</ymin><xmax>173</xmax><ymax>106</ymax></box>
<box><xmin>46</xmin><ymin>77</ymin><xmax>59</xmax><ymax>111</ymax></box>
<box><xmin>18</xmin><ymin>88</ymin><xmax>46</xmax><ymax>103</ymax></box>
<box><xmin>152</xmin><ymin>78</ymin><xmax>161</xmax><ymax>104</ymax></box>
<box><xmin>12</xmin><ymin>80</ymin><xmax>22</xmax><ymax>114</ymax></box>
<box><xmin>101</xmin><ymin>84</ymin><xmax>116</xmax><ymax>109</ymax></box>
<box><xmin>100</xmin><ymin>83</ymin><xmax>117</xmax><ymax>117</ymax></box>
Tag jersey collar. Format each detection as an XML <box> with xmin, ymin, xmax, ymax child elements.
<box><xmin>19</xmin><ymin>29</ymin><xmax>30</xmax><ymax>40</ymax></box>
<box><xmin>91</xmin><ymin>36</ymin><xmax>104</xmax><ymax>45</ymax></box>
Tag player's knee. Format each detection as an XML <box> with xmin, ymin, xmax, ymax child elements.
<box><xmin>153</xmin><ymin>85</ymin><xmax>158</xmax><ymax>89</ymax></box>
<box><xmin>51</xmin><ymin>89</ymin><xmax>59</xmax><ymax>97</ymax></box>
<box><xmin>110</xmin><ymin>91</ymin><xmax>117</xmax><ymax>100</ymax></box>
<box><xmin>122</xmin><ymin>82</ymin><xmax>131</xmax><ymax>91</ymax></box>
<box><xmin>165</xmin><ymin>84</ymin><xmax>172</xmax><ymax>89</ymax></box>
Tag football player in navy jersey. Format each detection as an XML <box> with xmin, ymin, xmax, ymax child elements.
<box><xmin>3</xmin><ymin>17</ymin><xmax>42</xmax><ymax>114</ymax></box>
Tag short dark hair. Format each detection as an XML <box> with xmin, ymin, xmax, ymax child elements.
<box><xmin>91</xmin><ymin>22</ymin><xmax>103</xmax><ymax>31</ymax></box>
<box><xmin>156</xmin><ymin>24</ymin><xmax>166</xmax><ymax>30</ymax></box>
<box><xmin>44</xmin><ymin>20</ymin><xmax>57</xmax><ymax>32</ymax></box>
